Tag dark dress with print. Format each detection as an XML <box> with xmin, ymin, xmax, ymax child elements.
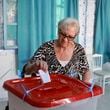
<box><xmin>23</xmin><ymin>40</ymin><xmax>89</xmax><ymax>79</ymax></box>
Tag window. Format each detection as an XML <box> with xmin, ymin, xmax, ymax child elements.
<box><xmin>6</xmin><ymin>0</ymin><xmax>17</xmax><ymax>48</ymax></box>
<box><xmin>0</xmin><ymin>0</ymin><xmax>4</xmax><ymax>48</ymax></box>
<box><xmin>0</xmin><ymin>0</ymin><xmax>18</xmax><ymax>49</ymax></box>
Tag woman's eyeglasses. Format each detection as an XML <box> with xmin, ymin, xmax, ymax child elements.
<box><xmin>59</xmin><ymin>31</ymin><xmax>75</xmax><ymax>41</ymax></box>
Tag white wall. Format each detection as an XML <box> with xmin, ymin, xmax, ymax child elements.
<box><xmin>79</xmin><ymin>0</ymin><xmax>95</xmax><ymax>54</ymax></box>
<box><xmin>0</xmin><ymin>50</ymin><xmax>18</xmax><ymax>101</ymax></box>
<box><xmin>79</xmin><ymin>0</ymin><xmax>96</xmax><ymax>74</ymax></box>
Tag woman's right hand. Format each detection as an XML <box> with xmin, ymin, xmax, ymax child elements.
<box><xmin>35</xmin><ymin>60</ymin><xmax>48</xmax><ymax>72</ymax></box>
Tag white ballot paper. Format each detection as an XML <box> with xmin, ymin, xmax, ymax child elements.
<box><xmin>38</xmin><ymin>70</ymin><xmax>51</xmax><ymax>83</ymax></box>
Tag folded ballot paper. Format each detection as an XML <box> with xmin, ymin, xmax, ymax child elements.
<box><xmin>38</xmin><ymin>70</ymin><xmax>51</xmax><ymax>83</ymax></box>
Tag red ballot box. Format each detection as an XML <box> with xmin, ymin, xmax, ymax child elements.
<box><xmin>3</xmin><ymin>74</ymin><xmax>103</xmax><ymax>110</ymax></box>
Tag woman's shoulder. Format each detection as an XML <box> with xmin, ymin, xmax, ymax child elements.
<box><xmin>75</xmin><ymin>42</ymin><xmax>84</xmax><ymax>49</ymax></box>
<box><xmin>41</xmin><ymin>39</ymin><xmax>56</xmax><ymax>48</ymax></box>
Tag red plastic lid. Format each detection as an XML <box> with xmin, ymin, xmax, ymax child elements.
<box><xmin>3</xmin><ymin>74</ymin><xmax>103</xmax><ymax>108</ymax></box>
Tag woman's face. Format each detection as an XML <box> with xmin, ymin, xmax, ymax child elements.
<box><xmin>58</xmin><ymin>27</ymin><xmax>76</xmax><ymax>48</ymax></box>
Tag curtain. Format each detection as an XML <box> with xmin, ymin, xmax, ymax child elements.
<box><xmin>18</xmin><ymin>0</ymin><xmax>78</xmax><ymax>70</ymax></box>
<box><xmin>64</xmin><ymin>0</ymin><xmax>78</xmax><ymax>42</ymax></box>
<box><xmin>93</xmin><ymin>0</ymin><xmax>110</xmax><ymax>63</ymax></box>
<box><xmin>64</xmin><ymin>0</ymin><xmax>78</xmax><ymax>19</ymax></box>
<box><xmin>18</xmin><ymin>0</ymin><xmax>56</xmax><ymax>70</ymax></box>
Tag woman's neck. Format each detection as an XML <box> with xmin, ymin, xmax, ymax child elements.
<box><xmin>55</xmin><ymin>40</ymin><xmax>74</xmax><ymax>50</ymax></box>
<box><xmin>54</xmin><ymin>40</ymin><xmax>75</xmax><ymax>61</ymax></box>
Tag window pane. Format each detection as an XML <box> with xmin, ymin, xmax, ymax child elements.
<box><xmin>7</xmin><ymin>0</ymin><xmax>17</xmax><ymax>23</ymax></box>
<box><xmin>0</xmin><ymin>0</ymin><xmax>3</xmax><ymax>48</ymax></box>
<box><xmin>6</xmin><ymin>0</ymin><xmax>17</xmax><ymax>48</ymax></box>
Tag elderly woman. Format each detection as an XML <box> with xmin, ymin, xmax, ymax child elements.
<box><xmin>23</xmin><ymin>18</ymin><xmax>91</xmax><ymax>83</ymax></box>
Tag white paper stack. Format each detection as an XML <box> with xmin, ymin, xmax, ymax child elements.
<box><xmin>38</xmin><ymin>70</ymin><xmax>51</xmax><ymax>83</ymax></box>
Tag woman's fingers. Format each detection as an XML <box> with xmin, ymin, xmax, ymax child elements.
<box><xmin>35</xmin><ymin>60</ymin><xmax>48</xmax><ymax>72</ymax></box>
<box><xmin>40</xmin><ymin>60</ymin><xmax>48</xmax><ymax>72</ymax></box>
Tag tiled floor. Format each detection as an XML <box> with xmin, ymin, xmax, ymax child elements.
<box><xmin>0</xmin><ymin>85</ymin><xmax>110</xmax><ymax>110</ymax></box>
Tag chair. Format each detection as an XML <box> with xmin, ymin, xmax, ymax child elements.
<box><xmin>86</xmin><ymin>54</ymin><xmax>102</xmax><ymax>74</ymax></box>
<box><xmin>92</xmin><ymin>54</ymin><xmax>103</xmax><ymax>71</ymax></box>
<box><xmin>92</xmin><ymin>54</ymin><xmax>110</xmax><ymax>94</ymax></box>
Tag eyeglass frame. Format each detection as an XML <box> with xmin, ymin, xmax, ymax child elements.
<box><xmin>59</xmin><ymin>30</ymin><xmax>75</xmax><ymax>41</ymax></box>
